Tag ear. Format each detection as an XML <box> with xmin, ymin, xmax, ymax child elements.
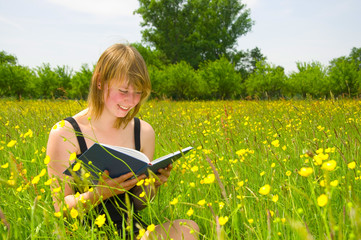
<box><xmin>95</xmin><ymin>74</ymin><xmax>101</xmax><ymax>89</ymax></box>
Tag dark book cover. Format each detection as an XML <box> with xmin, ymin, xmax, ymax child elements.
<box><xmin>63</xmin><ymin>143</ymin><xmax>193</xmax><ymax>180</ymax></box>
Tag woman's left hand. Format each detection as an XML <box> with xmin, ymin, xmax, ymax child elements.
<box><xmin>154</xmin><ymin>164</ymin><xmax>172</xmax><ymax>187</ymax></box>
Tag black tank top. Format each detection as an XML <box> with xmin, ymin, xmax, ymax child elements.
<box><xmin>64</xmin><ymin>117</ymin><xmax>145</xmax><ymax>234</ymax></box>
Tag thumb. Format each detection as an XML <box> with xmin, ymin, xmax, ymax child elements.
<box><xmin>101</xmin><ymin>170</ymin><xmax>110</xmax><ymax>180</ymax></box>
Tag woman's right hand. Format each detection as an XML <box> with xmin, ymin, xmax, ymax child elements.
<box><xmin>94</xmin><ymin>171</ymin><xmax>146</xmax><ymax>200</ymax></box>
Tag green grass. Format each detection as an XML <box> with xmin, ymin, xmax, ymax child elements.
<box><xmin>1</xmin><ymin>99</ymin><xmax>361</xmax><ymax>239</ymax></box>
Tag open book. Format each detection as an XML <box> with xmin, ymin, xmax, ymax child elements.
<box><xmin>63</xmin><ymin>143</ymin><xmax>193</xmax><ymax>179</ymax></box>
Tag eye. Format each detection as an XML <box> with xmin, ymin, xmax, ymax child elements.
<box><xmin>119</xmin><ymin>89</ymin><xmax>128</xmax><ymax>94</ymax></box>
<box><xmin>136</xmin><ymin>91</ymin><xmax>143</xmax><ymax>95</ymax></box>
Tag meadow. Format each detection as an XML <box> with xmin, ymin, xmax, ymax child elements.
<box><xmin>0</xmin><ymin>98</ymin><xmax>360</xmax><ymax>239</ymax></box>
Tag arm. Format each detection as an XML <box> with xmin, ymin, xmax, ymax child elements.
<box><xmin>46</xmin><ymin>121</ymin><xmax>145</xmax><ymax>214</ymax></box>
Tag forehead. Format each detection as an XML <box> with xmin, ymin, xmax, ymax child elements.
<box><xmin>108</xmin><ymin>78</ymin><xmax>142</xmax><ymax>90</ymax></box>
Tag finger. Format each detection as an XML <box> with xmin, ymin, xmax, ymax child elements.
<box><xmin>116</xmin><ymin>172</ymin><xmax>135</xmax><ymax>182</ymax></box>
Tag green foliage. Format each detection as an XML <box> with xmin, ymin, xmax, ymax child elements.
<box><xmin>245</xmin><ymin>61</ymin><xmax>286</xmax><ymax>99</ymax></box>
<box><xmin>198</xmin><ymin>56</ymin><xmax>243</xmax><ymax>99</ymax></box>
<box><xmin>131</xmin><ymin>42</ymin><xmax>170</xmax><ymax>68</ymax></box>
<box><xmin>328</xmin><ymin>56</ymin><xmax>361</xmax><ymax>97</ymax></box>
<box><xmin>0</xmin><ymin>64</ymin><xmax>37</xmax><ymax>99</ymax></box>
<box><xmin>286</xmin><ymin>61</ymin><xmax>329</xmax><ymax>98</ymax></box>
<box><xmin>135</xmin><ymin>0</ymin><xmax>253</xmax><ymax>68</ymax></box>
<box><xmin>152</xmin><ymin>61</ymin><xmax>206</xmax><ymax>100</ymax></box>
<box><xmin>68</xmin><ymin>64</ymin><xmax>93</xmax><ymax>99</ymax></box>
<box><xmin>0</xmin><ymin>51</ymin><xmax>17</xmax><ymax>65</ymax></box>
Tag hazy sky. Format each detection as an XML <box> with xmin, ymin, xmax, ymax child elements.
<box><xmin>1</xmin><ymin>0</ymin><xmax>360</xmax><ymax>74</ymax></box>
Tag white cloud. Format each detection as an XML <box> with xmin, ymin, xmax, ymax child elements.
<box><xmin>46</xmin><ymin>0</ymin><xmax>139</xmax><ymax>18</ymax></box>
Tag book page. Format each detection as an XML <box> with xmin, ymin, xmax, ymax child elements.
<box><xmin>101</xmin><ymin>143</ymin><xmax>150</xmax><ymax>163</ymax></box>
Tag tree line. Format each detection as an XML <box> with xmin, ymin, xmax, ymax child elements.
<box><xmin>1</xmin><ymin>0</ymin><xmax>360</xmax><ymax>100</ymax></box>
<box><xmin>1</xmin><ymin>46</ymin><xmax>360</xmax><ymax>100</ymax></box>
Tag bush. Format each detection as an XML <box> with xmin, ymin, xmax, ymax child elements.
<box><xmin>69</xmin><ymin>64</ymin><xmax>93</xmax><ymax>99</ymax></box>
<box><xmin>0</xmin><ymin>64</ymin><xmax>37</xmax><ymax>99</ymax></box>
<box><xmin>285</xmin><ymin>61</ymin><xmax>329</xmax><ymax>98</ymax></box>
<box><xmin>198</xmin><ymin>56</ymin><xmax>243</xmax><ymax>99</ymax></box>
<box><xmin>245</xmin><ymin>61</ymin><xmax>286</xmax><ymax>99</ymax></box>
<box><xmin>328</xmin><ymin>56</ymin><xmax>361</xmax><ymax>97</ymax></box>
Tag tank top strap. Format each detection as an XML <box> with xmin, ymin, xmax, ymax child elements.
<box><xmin>134</xmin><ymin>117</ymin><xmax>141</xmax><ymax>151</ymax></box>
<box><xmin>64</xmin><ymin>117</ymin><xmax>88</xmax><ymax>154</ymax></box>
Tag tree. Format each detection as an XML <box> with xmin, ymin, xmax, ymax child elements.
<box><xmin>135</xmin><ymin>0</ymin><xmax>253</xmax><ymax>68</ymax></box>
<box><xmin>245</xmin><ymin>61</ymin><xmax>286</xmax><ymax>99</ymax></box>
<box><xmin>286</xmin><ymin>61</ymin><xmax>328</xmax><ymax>98</ymax></box>
<box><xmin>328</xmin><ymin>56</ymin><xmax>361</xmax><ymax>97</ymax></box>
<box><xmin>69</xmin><ymin>64</ymin><xmax>93</xmax><ymax>99</ymax></box>
<box><xmin>233</xmin><ymin>47</ymin><xmax>267</xmax><ymax>78</ymax></box>
<box><xmin>0</xmin><ymin>51</ymin><xmax>17</xmax><ymax>65</ymax></box>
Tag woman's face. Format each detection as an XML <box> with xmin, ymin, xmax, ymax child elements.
<box><xmin>102</xmin><ymin>80</ymin><xmax>142</xmax><ymax>118</ymax></box>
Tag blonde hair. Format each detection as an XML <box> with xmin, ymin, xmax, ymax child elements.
<box><xmin>87</xmin><ymin>43</ymin><xmax>151</xmax><ymax>128</ymax></box>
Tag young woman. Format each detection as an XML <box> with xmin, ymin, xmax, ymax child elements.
<box><xmin>46</xmin><ymin>43</ymin><xmax>199</xmax><ymax>239</ymax></box>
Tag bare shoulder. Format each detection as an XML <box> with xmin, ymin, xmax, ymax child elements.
<box><xmin>46</xmin><ymin>120</ymin><xmax>79</xmax><ymax>175</ymax></box>
<box><xmin>139</xmin><ymin>119</ymin><xmax>155</xmax><ymax>137</ymax></box>
<box><xmin>48</xmin><ymin>120</ymin><xmax>77</xmax><ymax>147</ymax></box>
<box><xmin>139</xmin><ymin>119</ymin><xmax>155</xmax><ymax>159</ymax></box>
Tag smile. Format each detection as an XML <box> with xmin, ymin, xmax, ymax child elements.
<box><xmin>118</xmin><ymin>105</ymin><xmax>130</xmax><ymax>110</ymax></box>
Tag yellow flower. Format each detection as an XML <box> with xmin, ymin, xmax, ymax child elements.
<box><xmin>271</xmin><ymin>140</ymin><xmax>280</xmax><ymax>147</ymax></box>
<box><xmin>24</xmin><ymin>129</ymin><xmax>33</xmax><ymax>138</ymax></box>
<box><xmin>203</xmin><ymin>174</ymin><xmax>215</xmax><ymax>184</ymax></box>
<box><xmin>186</xmin><ymin>208</ymin><xmax>194</xmax><ymax>216</ymax></box>
<box><xmin>259</xmin><ymin>184</ymin><xmax>271</xmax><ymax>195</ymax></box>
<box><xmin>137</xmin><ymin>229</ymin><xmax>146</xmax><ymax>239</ymax></box>
<box><xmin>219</xmin><ymin>202</ymin><xmax>225</xmax><ymax>209</ymax></box>
<box><xmin>191</xmin><ymin>166</ymin><xmax>199</xmax><ymax>172</ymax></box>
<box><xmin>147</xmin><ymin>224</ymin><xmax>155</xmax><ymax>232</ymax></box>
<box><xmin>72</xmin><ymin>222</ymin><xmax>78</xmax><ymax>231</ymax></box>
<box><xmin>321</xmin><ymin>160</ymin><xmax>337</xmax><ymax>171</ymax></box>
<box><xmin>298</xmin><ymin>167</ymin><xmax>313</xmax><ymax>177</ymax></box>
<box><xmin>44</xmin><ymin>155</ymin><xmax>50</xmax><ymax>165</ymax></box>
<box><xmin>7</xmin><ymin>140</ymin><xmax>17</xmax><ymax>148</ymax></box>
<box><xmin>59</xmin><ymin>120</ymin><xmax>65</xmax><ymax>128</ymax></box>
<box><xmin>39</xmin><ymin>168</ymin><xmax>47</xmax><ymax>177</ymax></box>
<box><xmin>95</xmin><ymin>214</ymin><xmax>106</xmax><ymax>227</ymax></box>
<box><xmin>69</xmin><ymin>152</ymin><xmax>77</xmax><ymax>161</ymax></box>
<box><xmin>237</xmin><ymin>181</ymin><xmax>244</xmax><ymax>187</ymax></box>
<box><xmin>317</xmin><ymin>194</ymin><xmax>328</xmax><ymax>207</ymax></box>
<box><xmin>272</xmin><ymin>194</ymin><xmax>279</xmax><ymax>203</ymax></box>
<box><xmin>44</xmin><ymin>178</ymin><xmax>53</xmax><ymax>185</ymax></box>
<box><xmin>170</xmin><ymin>198</ymin><xmax>178</xmax><ymax>205</ymax></box>
<box><xmin>70</xmin><ymin>208</ymin><xmax>78</xmax><ymax>218</ymax></box>
<box><xmin>31</xmin><ymin>176</ymin><xmax>40</xmax><ymax>185</ymax></box>
<box><xmin>286</xmin><ymin>170</ymin><xmax>292</xmax><ymax>176</ymax></box>
<box><xmin>248</xmin><ymin>219</ymin><xmax>254</xmax><ymax>224</ymax></box>
<box><xmin>1</xmin><ymin>163</ymin><xmax>9</xmax><ymax>168</ymax></box>
<box><xmin>218</xmin><ymin>216</ymin><xmax>229</xmax><ymax>226</ymax></box>
<box><xmin>198</xmin><ymin>199</ymin><xmax>206</xmax><ymax>206</ymax></box>
<box><xmin>348</xmin><ymin>161</ymin><xmax>356</xmax><ymax>169</ymax></box>
<box><xmin>136</xmin><ymin>179</ymin><xmax>145</xmax><ymax>186</ymax></box>
<box><xmin>139</xmin><ymin>191</ymin><xmax>146</xmax><ymax>198</ymax></box>
<box><xmin>72</xmin><ymin>162</ymin><xmax>81</xmax><ymax>172</ymax></box>
<box><xmin>54</xmin><ymin>212</ymin><xmax>62</xmax><ymax>218</ymax></box>
<box><xmin>52</xmin><ymin>186</ymin><xmax>61</xmax><ymax>193</ymax></box>
<box><xmin>330</xmin><ymin>180</ymin><xmax>339</xmax><ymax>187</ymax></box>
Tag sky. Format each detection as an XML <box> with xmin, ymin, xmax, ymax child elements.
<box><xmin>1</xmin><ymin>0</ymin><xmax>360</xmax><ymax>74</ymax></box>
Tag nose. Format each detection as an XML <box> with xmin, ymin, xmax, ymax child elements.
<box><xmin>124</xmin><ymin>92</ymin><xmax>137</xmax><ymax>105</ymax></box>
